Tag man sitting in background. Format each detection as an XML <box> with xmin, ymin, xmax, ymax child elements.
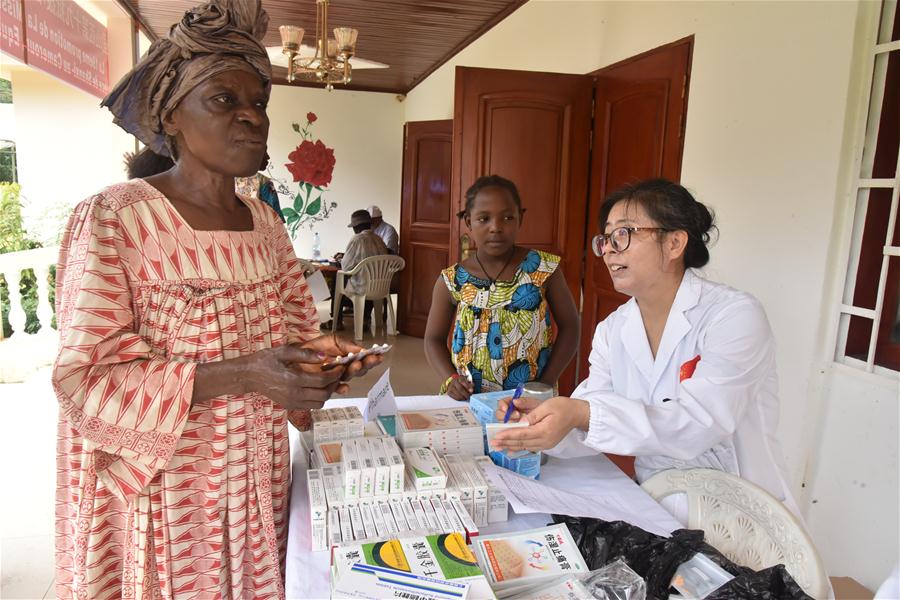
<box><xmin>334</xmin><ymin>209</ymin><xmax>389</xmax><ymax>329</ymax></box>
<box><xmin>368</xmin><ymin>205</ymin><xmax>399</xmax><ymax>254</ymax></box>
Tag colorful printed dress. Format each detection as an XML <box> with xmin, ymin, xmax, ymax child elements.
<box><xmin>53</xmin><ymin>179</ymin><xmax>319</xmax><ymax>599</ymax></box>
<box><xmin>441</xmin><ymin>250</ymin><xmax>559</xmax><ymax>393</ymax></box>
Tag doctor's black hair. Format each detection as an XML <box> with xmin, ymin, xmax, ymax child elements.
<box><xmin>457</xmin><ymin>175</ymin><xmax>524</xmax><ymax>219</ymax></box>
<box><xmin>599</xmin><ymin>178</ymin><xmax>717</xmax><ymax>268</ymax></box>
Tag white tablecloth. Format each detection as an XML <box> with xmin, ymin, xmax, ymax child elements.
<box><xmin>284</xmin><ymin>395</ymin><xmax>680</xmax><ymax>600</ymax></box>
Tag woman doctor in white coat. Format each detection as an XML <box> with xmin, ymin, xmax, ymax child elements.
<box><xmin>492</xmin><ymin>178</ymin><xmax>797</xmax><ymax>522</ymax></box>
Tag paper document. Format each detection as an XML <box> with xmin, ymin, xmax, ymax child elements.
<box><xmin>305</xmin><ymin>269</ymin><xmax>330</xmax><ymax>303</ymax></box>
<box><xmin>482</xmin><ymin>464</ymin><xmax>679</xmax><ymax>537</ymax></box>
<box><xmin>364</xmin><ymin>368</ymin><xmax>397</xmax><ymax>421</ymax></box>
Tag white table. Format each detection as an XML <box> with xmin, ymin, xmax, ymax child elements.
<box><xmin>284</xmin><ymin>395</ymin><xmax>680</xmax><ymax>600</ymax></box>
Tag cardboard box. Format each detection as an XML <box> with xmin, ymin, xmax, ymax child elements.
<box><xmin>372</xmin><ymin>439</ymin><xmax>392</xmax><ymax>497</ymax></box>
<box><xmin>403</xmin><ymin>447</ymin><xmax>447</xmax><ymax>491</ymax></box>
<box><xmin>370</xmin><ymin>500</ymin><xmax>388</xmax><ymax>538</ymax></box>
<box><xmin>381</xmin><ymin>437</ymin><xmax>405</xmax><ymax>494</ymax></box>
<box><xmin>430</xmin><ymin>498</ymin><xmax>452</xmax><ymax>533</ymax></box>
<box><xmin>328</xmin><ymin>509</ymin><xmax>342</xmax><ymax>548</ymax></box>
<box><xmin>831</xmin><ymin>577</ymin><xmax>873</xmax><ymax>600</ymax></box>
<box><xmin>443</xmin><ymin>455</ymin><xmax>474</xmax><ymax>517</ymax></box>
<box><xmin>360</xmin><ymin>503</ymin><xmax>376</xmax><ymax>539</ymax></box>
<box><xmin>348</xmin><ymin>504</ymin><xmax>366</xmax><ymax>541</ymax></box>
<box><xmin>307</xmin><ymin>469</ymin><xmax>328</xmax><ymax>551</ymax></box>
<box><xmin>313</xmin><ymin>440</ymin><xmax>343</xmax><ymax>470</ymax></box>
<box><xmin>343</xmin><ymin>406</ymin><xmax>364</xmax><ymax>438</ymax></box>
<box><xmin>338</xmin><ymin>507</ymin><xmax>353</xmax><ymax>543</ymax></box>
<box><xmin>311</xmin><ymin>408</ymin><xmax>332</xmax><ymax>443</ymax></box>
<box><xmin>473</xmin><ymin>456</ymin><xmax>508</xmax><ymax>523</ymax></box>
<box><xmin>441</xmin><ymin>499</ymin><xmax>468</xmax><ymax>541</ymax></box>
<box><xmin>464</xmin><ymin>458</ymin><xmax>490</xmax><ymax>527</ymax></box>
<box><xmin>421</xmin><ymin>498</ymin><xmax>440</xmax><ymax>531</ymax></box>
<box><xmin>449</xmin><ymin>496</ymin><xmax>479</xmax><ymax>541</ymax></box>
<box><xmin>379</xmin><ymin>501</ymin><xmax>399</xmax><ymax>535</ymax></box>
<box><xmin>322</xmin><ymin>465</ymin><xmax>345</xmax><ymax>510</ymax></box>
<box><xmin>328</xmin><ymin>408</ymin><xmax>350</xmax><ymax>440</ymax></box>
<box><xmin>401</xmin><ymin>498</ymin><xmax>419</xmax><ymax>532</ymax></box>
<box><xmin>411</xmin><ymin>499</ymin><xmax>431</xmax><ymax>531</ymax></box>
<box><xmin>341</xmin><ymin>439</ymin><xmax>361</xmax><ymax>504</ymax></box>
<box><xmin>357</xmin><ymin>439</ymin><xmax>376</xmax><ymax>499</ymax></box>
<box><xmin>390</xmin><ymin>500</ymin><xmax>410</xmax><ymax>532</ymax></box>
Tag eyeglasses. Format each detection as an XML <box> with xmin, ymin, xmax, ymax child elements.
<box><xmin>591</xmin><ymin>226</ymin><xmax>670</xmax><ymax>257</ymax></box>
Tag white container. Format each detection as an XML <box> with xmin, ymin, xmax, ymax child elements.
<box><xmin>403</xmin><ymin>447</ymin><xmax>447</xmax><ymax>491</ymax></box>
<box><xmin>473</xmin><ymin>456</ymin><xmax>508</xmax><ymax>523</ymax></box>
<box><xmin>341</xmin><ymin>439</ymin><xmax>361</xmax><ymax>504</ymax></box>
<box><xmin>348</xmin><ymin>504</ymin><xmax>366</xmax><ymax>540</ymax></box>
<box><xmin>449</xmin><ymin>496</ymin><xmax>479</xmax><ymax>541</ymax></box>
<box><xmin>379</xmin><ymin>501</ymin><xmax>399</xmax><ymax>535</ymax></box>
<box><xmin>338</xmin><ymin>507</ymin><xmax>353</xmax><ymax>542</ymax></box>
<box><xmin>381</xmin><ymin>437</ymin><xmax>405</xmax><ymax>494</ymax></box>
<box><xmin>306</xmin><ymin>469</ymin><xmax>328</xmax><ymax>551</ymax></box>
<box><xmin>322</xmin><ymin>465</ymin><xmax>345</xmax><ymax>510</ymax></box>
<box><xmin>360</xmin><ymin>503</ymin><xmax>376</xmax><ymax>539</ymax></box>
<box><xmin>357</xmin><ymin>439</ymin><xmax>376</xmax><ymax>499</ymax></box>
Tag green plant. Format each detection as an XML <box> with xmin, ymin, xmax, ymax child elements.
<box><xmin>0</xmin><ymin>78</ymin><xmax>11</xmax><ymax>104</ymax></box>
<box><xmin>0</xmin><ymin>183</ymin><xmax>52</xmax><ymax>337</ymax></box>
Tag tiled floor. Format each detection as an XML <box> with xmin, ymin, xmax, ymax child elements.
<box><xmin>0</xmin><ymin>331</ymin><xmax>437</xmax><ymax>599</ymax></box>
<box><xmin>1</xmin><ymin>363</ymin><xmax>58</xmax><ymax>600</ymax></box>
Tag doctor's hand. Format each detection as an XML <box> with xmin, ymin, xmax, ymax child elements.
<box><xmin>494</xmin><ymin>396</ymin><xmax>542</xmax><ymax>423</ymax></box>
<box><xmin>490</xmin><ymin>397</ymin><xmax>590</xmax><ymax>453</ymax></box>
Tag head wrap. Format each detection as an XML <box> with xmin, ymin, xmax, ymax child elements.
<box><xmin>101</xmin><ymin>0</ymin><xmax>271</xmax><ymax>157</ymax></box>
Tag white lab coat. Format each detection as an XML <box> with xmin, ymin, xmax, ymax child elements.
<box><xmin>553</xmin><ymin>269</ymin><xmax>795</xmax><ymax>509</ymax></box>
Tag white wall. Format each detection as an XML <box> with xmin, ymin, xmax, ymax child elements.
<box><xmin>802</xmin><ymin>1</ymin><xmax>899</xmax><ymax>588</ymax></box>
<box><xmin>405</xmin><ymin>0</ymin><xmax>898</xmax><ymax>589</ymax></box>
<box><xmin>265</xmin><ymin>85</ymin><xmax>405</xmax><ymax>260</ymax></box>
<box><xmin>5</xmin><ymin>0</ymin><xmax>135</xmax><ymax>245</ymax></box>
<box><xmin>10</xmin><ymin>68</ymin><xmax>133</xmax><ymax>244</ymax></box>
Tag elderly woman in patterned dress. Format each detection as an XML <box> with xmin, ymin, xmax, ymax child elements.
<box><xmin>51</xmin><ymin>1</ymin><xmax>381</xmax><ymax>598</ymax></box>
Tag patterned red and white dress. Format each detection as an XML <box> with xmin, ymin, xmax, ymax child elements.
<box><xmin>53</xmin><ymin>179</ymin><xmax>319</xmax><ymax>599</ymax></box>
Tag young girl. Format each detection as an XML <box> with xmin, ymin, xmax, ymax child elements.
<box><xmin>491</xmin><ymin>178</ymin><xmax>797</xmax><ymax>522</ymax></box>
<box><xmin>424</xmin><ymin>175</ymin><xmax>580</xmax><ymax>400</ymax></box>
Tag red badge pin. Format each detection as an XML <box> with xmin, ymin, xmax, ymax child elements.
<box><xmin>679</xmin><ymin>355</ymin><xmax>701</xmax><ymax>382</ymax></box>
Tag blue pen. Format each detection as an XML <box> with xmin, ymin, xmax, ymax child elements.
<box><xmin>503</xmin><ymin>383</ymin><xmax>525</xmax><ymax>423</ymax></box>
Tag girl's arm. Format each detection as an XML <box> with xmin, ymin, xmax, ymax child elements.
<box><xmin>539</xmin><ymin>268</ymin><xmax>581</xmax><ymax>386</ymax></box>
<box><xmin>424</xmin><ymin>276</ymin><xmax>472</xmax><ymax>399</ymax></box>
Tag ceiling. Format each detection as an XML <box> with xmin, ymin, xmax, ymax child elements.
<box><xmin>119</xmin><ymin>0</ymin><xmax>528</xmax><ymax>94</ymax></box>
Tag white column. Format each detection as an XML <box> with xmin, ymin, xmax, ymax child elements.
<box><xmin>34</xmin><ymin>264</ymin><xmax>55</xmax><ymax>333</ymax></box>
<box><xmin>4</xmin><ymin>269</ymin><xmax>26</xmax><ymax>338</ymax></box>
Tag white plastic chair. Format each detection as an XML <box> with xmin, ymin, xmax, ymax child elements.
<box><xmin>641</xmin><ymin>468</ymin><xmax>829</xmax><ymax>599</ymax></box>
<box><xmin>332</xmin><ymin>255</ymin><xmax>405</xmax><ymax>341</ymax></box>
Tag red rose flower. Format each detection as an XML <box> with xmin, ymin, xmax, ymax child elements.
<box><xmin>307</xmin><ymin>112</ymin><xmax>317</xmax><ymax>123</ymax></box>
<box><xmin>286</xmin><ymin>139</ymin><xmax>335</xmax><ymax>187</ymax></box>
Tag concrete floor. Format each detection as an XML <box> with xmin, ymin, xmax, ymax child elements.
<box><xmin>0</xmin><ymin>331</ymin><xmax>437</xmax><ymax>599</ymax></box>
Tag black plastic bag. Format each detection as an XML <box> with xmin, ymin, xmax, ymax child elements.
<box><xmin>552</xmin><ymin>515</ymin><xmax>811</xmax><ymax>600</ymax></box>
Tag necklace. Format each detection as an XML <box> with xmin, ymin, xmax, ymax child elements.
<box><xmin>474</xmin><ymin>247</ymin><xmax>516</xmax><ymax>292</ymax></box>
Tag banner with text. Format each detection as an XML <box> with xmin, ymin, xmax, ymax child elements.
<box><xmin>1</xmin><ymin>0</ymin><xmax>25</xmax><ymax>61</ymax></box>
<box><xmin>23</xmin><ymin>0</ymin><xmax>108</xmax><ymax>98</ymax></box>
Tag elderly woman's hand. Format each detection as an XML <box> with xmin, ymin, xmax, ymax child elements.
<box><xmin>242</xmin><ymin>337</ymin><xmax>383</xmax><ymax>411</ymax></box>
<box><xmin>301</xmin><ymin>334</ymin><xmax>384</xmax><ymax>388</ymax></box>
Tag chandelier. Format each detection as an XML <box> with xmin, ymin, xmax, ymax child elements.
<box><xmin>279</xmin><ymin>0</ymin><xmax>358</xmax><ymax>91</ymax></box>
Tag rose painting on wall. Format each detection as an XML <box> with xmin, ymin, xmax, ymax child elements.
<box><xmin>268</xmin><ymin>112</ymin><xmax>338</xmax><ymax>238</ymax></box>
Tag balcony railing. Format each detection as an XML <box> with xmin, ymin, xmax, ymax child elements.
<box><xmin>0</xmin><ymin>245</ymin><xmax>59</xmax><ymax>382</ymax></box>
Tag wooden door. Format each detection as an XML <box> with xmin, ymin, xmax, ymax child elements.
<box><xmin>398</xmin><ymin>120</ymin><xmax>453</xmax><ymax>337</ymax></box>
<box><xmin>451</xmin><ymin>66</ymin><xmax>593</xmax><ymax>394</ymax></box>
<box><xmin>579</xmin><ymin>37</ymin><xmax>693</xmax><ymax>378</ymax></box>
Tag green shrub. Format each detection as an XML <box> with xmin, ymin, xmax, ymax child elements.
<box><xmin>0</xmin><ymin>183</ymin><xmax>53</xmax><ymax>338</ymax></box>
